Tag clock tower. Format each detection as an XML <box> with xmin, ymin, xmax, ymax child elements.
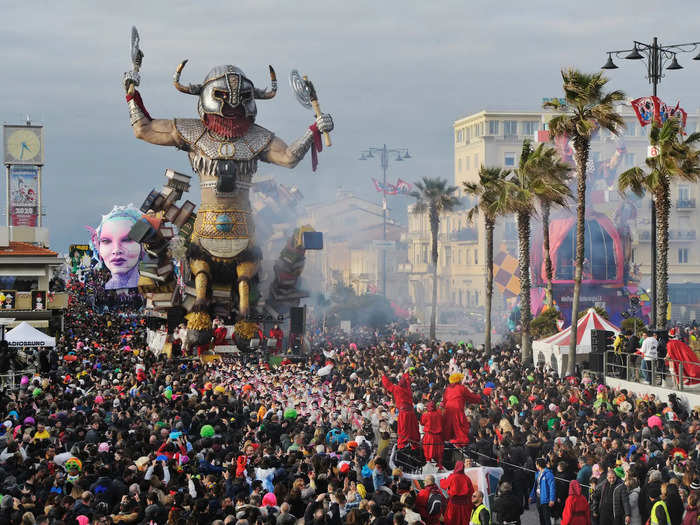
<box><xmin>3</xmin><ymin>121</ymin><xmax>45</xmax><ymax>233</ymax></box>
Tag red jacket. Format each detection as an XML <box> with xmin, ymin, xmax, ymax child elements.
<box><xmin>416</xmin><ymin>483</ymin><xmax>445</xmax><ymax>525</ymax></box>
<box><xmin>561</xmin><ymin>481</ymin><xmax>591</xmax><ymax>525</ymax></box>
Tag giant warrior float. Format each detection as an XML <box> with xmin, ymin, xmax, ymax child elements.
<box><xmin>122</xmin><ymin>28</ymin><xmax>333</xmax><ymax>346</ymax></box>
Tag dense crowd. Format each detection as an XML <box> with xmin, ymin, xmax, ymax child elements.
<box><xmin>0</xmin><ymin>275</ymin><xmax>699</xmax><ymax>525</ymax></box>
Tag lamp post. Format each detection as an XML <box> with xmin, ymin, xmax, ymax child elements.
<box><xmin>602</xmin><ymin>36</ymin><xmax>700</xmax><ymax>329</ymax></box>
<box><xmin>359</xmin><ymin>144</ymin><xmax>411</xmax><ymax>297</ymax></box>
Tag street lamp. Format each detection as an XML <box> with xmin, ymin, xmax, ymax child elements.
<box><xmin>358</xmin><ymin>144</ymin><xmax>411</xmax><ymax>297</ymax></box>
<box><xmin>602</xmin><ymin>36</ymin><xmax>700</xmax><ymax>328</ymax></box>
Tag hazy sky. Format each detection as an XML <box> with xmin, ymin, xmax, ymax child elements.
<box><xmin>2</xmin><ymin>0</ymin><xmax>700</xmax><ymax>250</ymax></box>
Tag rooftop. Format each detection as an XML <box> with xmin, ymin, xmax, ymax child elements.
<box><xmin>0</xmin><ymin>242</ymin><xmax>58</xmax><ymax>257</ymax></box>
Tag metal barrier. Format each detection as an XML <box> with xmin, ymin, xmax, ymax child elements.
<box><xmin>604</xmin><ymin>350</ymin><xmax>699</xmax><ymax>391</ymax></box>
<box><xmin>0</xmin><ymin>369</ymin><xmax>36</xmax><ymax>389</ymax></box>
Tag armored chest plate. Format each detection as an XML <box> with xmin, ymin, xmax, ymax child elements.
<box><xmin>174</xmin><ymin>119</ymin><xmax>273</xmax><ymax>161</ymax></box>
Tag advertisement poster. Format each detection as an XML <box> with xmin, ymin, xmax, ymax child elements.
<box><xmin>69</xmin><ymin>244</ymin><xmax>94</xmax><ymax>274</ymax></box>
<box><xmin>9</xmin><ymin>165</ymin><xmax>39</xmax><ymax>226</ymax></box>
<box><xmin>90</xmin><ymin>205</ymin><xmax>143</xmax><ymax>289</ymax></box>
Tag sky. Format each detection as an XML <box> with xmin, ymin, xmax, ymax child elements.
<box><xmin>2</xmin><ymin>0</ymin><xmax>700</xmax><ymax>251</ymax></box>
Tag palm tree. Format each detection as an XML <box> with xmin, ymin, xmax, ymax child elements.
<box><xmin>463</xmin><ymin>166</ymin><xmax>512</xmax><ymax>354</ymax></box>
<box><xmin>410</xmin><ymin>177</ymin><xmax>461</xmax><ymax>340</ymax></box>
<box><xmin>618</xmin><ymin>117</ymin><xmax>700</xmax><ymax>329</ymax></box>
<box><xmin>536</xmin><ymin>150</ymin><xmax>572</xmax><ymax>308</ymax></box>
<box><xmin>544</xmin><ymin>69</ymin><xmax>625</xmax><ymax>375</ymax></box>
<box><xmin>504</xmin><ymin>141</ymin><xmax>571</xmax><ymax>364</ymax></box>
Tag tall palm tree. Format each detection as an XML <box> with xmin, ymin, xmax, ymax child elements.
<box><xmin>504</xmin><ymin>141</ymin><xmax>571</xmax><ymax>364</ymax></box>
<box><xmin>618</xmin><ymin>117</ymin><xmax>700</xmax><ymax>329</ymax></box>
<box><xmin>463</xmin><ymin>166</ymin><xmax>512</xmax><ymax>354</ymax></box>
<box><xmin>535</xmin><ymin>150</ymin><xmax>572</xmax><ymax>309</ymax></box>
<box><xmin>544</xmin><ymin>69</ymin><xmax>625</xmax><ymax>375</ymax></box>
<box><xmin>410</xmin><ymin>177</ymin><xmax>461</xmax><ymax>340</ymax></box>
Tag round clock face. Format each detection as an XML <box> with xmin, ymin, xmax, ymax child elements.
<box><xmin>7</xmin><ymin>129</ymin><xmax>41</xmax><ymax>162</ymax></box>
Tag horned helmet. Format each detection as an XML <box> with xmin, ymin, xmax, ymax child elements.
<box><xmin>173</xmin><ymin>60</ymin><xmax>277</xmax><ymax>121</ymax></box>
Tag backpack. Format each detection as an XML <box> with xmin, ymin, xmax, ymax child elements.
<box><xmin>427</xmin><ymin>491</ymin><xmax>444</xmax><ymax>516</ymax></box>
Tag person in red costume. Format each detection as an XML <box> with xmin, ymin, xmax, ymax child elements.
<box><xmin>440</xmin><ymin>460</ymin><xmax>475</xmax><ymax>525</ymax></box>
<box><xmin>561</xmin><ymin>480</ymin><xmax>591</xmax><ymax>525</ymax></box>
<box><xmin>381</xmin><ymin>372</ymin><xmax>420</xmax><ymax>449</ymax></box>
<box><xmin>416</xmin><ymin>475</ymin><xmax>445</xmax><ymax>525</ymax></box>
<box><xmin>213</xmin><ymin>319</ymin><xmax>228</xmax><ymax>346</ymax></box>
<box><xmin>269</xmin><ymin>324</ymin><xmax>284</xmax><ymax>352</ymax></box>
<box><xmin>442</xmin><ymin>373</ymin><xmax>481</xmax><ymax>445</ymax></box>
<box><xmin>420</xmin><ymin>401</ymin><xmax>444</xmax><ymax>469</ymax></box>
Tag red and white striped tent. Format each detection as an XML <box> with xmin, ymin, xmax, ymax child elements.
<box><xmin>533</xmin><ymin>308</ymin><xmax>620</xmax><ymax>375</ymax></box>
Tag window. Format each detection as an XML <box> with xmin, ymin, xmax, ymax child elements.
<box><xmin>445</xmin><ymin>246</ymin><xmax>452</xmax><ymax>266</ymax></box>
<box><xmin>624</xmin><ymin>153</ymin><xmax>635</xmax><ymax>167</ymax></box>
<box><xmin>679</xmin><ymin>248</ymin><xmax>689</xmax><ymax>264</ymax></box>
<box><xmin>456</xmin><ymin>130</ymin><xmax>463</xmax><ymax>142</ymax></box>
<box><xmin>457</xmin><ymin>158</ymin><xmax>462</xmax><ymax>172</ymax></box>
<box><xmin>504</xmin><ymin>152</ymin><xmax>516</xmax><ymax>167</ymax></box>
<box><xmin>679</xmin><ymin>185</ymin><xmax>690</xmax><ymax>201</ymax></box>
<box><xmin>522</xmin><ymin>121</ymin><xmax>537</xmax><ymax>135</ymax></box>
<box><xmin>474</xmin><ymin>249</ymin><xmax>478</xmax><ymax>265</ymax></box>
<box><xmin>474</xmin><ymin>154</ymin><xmax>479</xmax><ymax>168</ymax></box>
<box><xmin>458</xmin><ymin>249</ymin><xmax>462</xmax><ymax>265</ymax></box>
<box><xmin>474</xmin><ymin>290</ymin><xmax>479</xmax><ymax>306</ymax></box>
<box><xmin>504</xmin><ymin>121</ymin><xmax>518</xmax><ymax>136</ymax></box>
<box><xmin>488</xmin><ymin>120</ymin><xmax>499</xmax><ymax>135</ymax></box>
<box><xmin>631</xmin><ymin>248</ymin><xmax>636</xmax><ymax>263</ymax></box>
<box><xmin>465</xmin><ymin>156</ymin><xmax>470</xmax><ymax>170</ymax></box>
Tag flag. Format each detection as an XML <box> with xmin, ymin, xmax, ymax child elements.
<box><xmin>631</xmin><ymin>96</ymin><xmax>658</xmax><ymax>127</ymax></box>
<box><xmin>395</xmin><ymin>178</ymin><xmax>413</xmax><ymax>195</ymax></box>
<box><xmin>371</xmin><ymin>178</ymin><xmax>397</xmax><ymax>195</ymax></box>
<box><xmin>493</xmin><ymin>244</ymin><xmax>520</xmax><ymax>298</ymax></box>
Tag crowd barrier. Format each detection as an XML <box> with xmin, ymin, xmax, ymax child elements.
<box><xmin>604</xmin><ymin>349</ymin><xmax>700</xmax><ymax>390</ymax></box>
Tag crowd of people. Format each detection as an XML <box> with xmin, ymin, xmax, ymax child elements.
<box><xmin>0</xmin><ymin>274</ymin><xmax>699</xmax><ymax>525</ymax></box>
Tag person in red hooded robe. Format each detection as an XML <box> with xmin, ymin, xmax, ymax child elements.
<box><xmin>440</xmin><ymin>460</ymin><xmax>474</xmax><ymax>525</ymax></box>
<box><xmin>381</xmin><ymin>372</ymin><xmax>420</xmax><ymax>449</ymax></box>
<box><xmin>420</xmin><ymin>401</ymin><xmax>444</xmax><ymax>469</ymax></box>
<box><xmin>442</xmin><ymin>373</ymin><xmax>481</xmax><ymax>445</ymax></box>
<box><xmin>561</xmin><ymin>480</ymin><xmax>591</xmax><ymax>525</ymax></box>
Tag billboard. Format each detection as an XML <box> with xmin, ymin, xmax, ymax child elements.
<box><xmin>69</xmin><ymin>244</ymin><xmax>94</xmax><ymax>275</ymax></box>
<box><xmin>9</xmin><ymin>165</ymin><xmax>39</xmax><ymax>226</ymax></box>
<box><xmin>90</xmin><ymin>206</ymin><xmax>143</xmax><ymax>290</ymax></box>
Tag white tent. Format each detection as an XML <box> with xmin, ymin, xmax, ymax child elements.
<box><xmin>5</xmin><ymin>321</ymin><xmax>56</xmax><ymax>347</ymax></box>
<box><xmin>533</xmin><ymin>308</ymin><xmax>620</xmax><ymax>375</ymax></box>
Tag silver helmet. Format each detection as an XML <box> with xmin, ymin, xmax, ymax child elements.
<box><xmin>173</xmin><ymin>60</ymin><xmax>277</xmax><ymax>120</ymax></box>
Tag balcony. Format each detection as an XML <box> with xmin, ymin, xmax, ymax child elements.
<box><xmin>677</xmin><ymin>199</ymin><xmax>696</xmax><ymax>210</ymax></box>
<box><xmin>444</xmin><ymin>228</ymin><xmax>478</xmax><ymax>242</ymax></box>
<box><xmin>638</xmin><ymin>230</ymin><xmax>696</xmax><ymax>241</ymax></box>
<box><xmin>670</xmin><ymin>230</ymin><xmax>696</xmax><ymax>241</ymax></box>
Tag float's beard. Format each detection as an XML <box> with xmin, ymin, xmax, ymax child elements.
<box><xmin>203</xmin><ymin>108</ymin><xmax>253</xmax><ymax>138</ymax></box>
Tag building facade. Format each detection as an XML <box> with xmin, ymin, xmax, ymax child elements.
<box><xmin>300</xmin><ymin>190</ymin><xmax>409</xmax><ymax>302</ymax></box>
<box><xmin>405</xmin><ymin>106</ymin><xmax>700</xmax><ymax>323</ymax></box>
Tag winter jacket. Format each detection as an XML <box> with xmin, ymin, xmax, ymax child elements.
<box><xmin>592</xmin><ymin>479</ymin><xmax>630</xmax><ymax>520</ymax></box>
<box><xmin>530</xmin><ymin>468</ymin><xmax>556</xmax><ymax>505</ymax></box>
<box><xmin>562</xmin><ymin>481</ymin><xmax>591</xmax><ymax>525</ymax></box>
<box><xmin>628</xmin><ymin>487</ymin><xmax>642</xmax><ymax>525</ymax></box>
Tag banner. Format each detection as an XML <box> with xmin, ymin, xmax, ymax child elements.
<box><xmin>9</xmin><ymin>165</ymin><xmax>39</xmax><ymax>226</ymax></box>
<box><xmin>395</xmin><ymin>178</ymin><xmax>413</xmax><ymax>195</ymax></box>
<box><xmin>631</xmin><ymin>96</ymin><xmax>687</xmax><ymax>129</ymax></box>
<box><xmin>372</xmin><ymin>178</ymin><xmax>397</xmax><ymax>195</ymax></box>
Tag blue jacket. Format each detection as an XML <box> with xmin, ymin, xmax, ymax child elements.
<box><xmin>529</xmin><ymin>468</ymin><xmax>556</xmax><ymax>505</ymax></box>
